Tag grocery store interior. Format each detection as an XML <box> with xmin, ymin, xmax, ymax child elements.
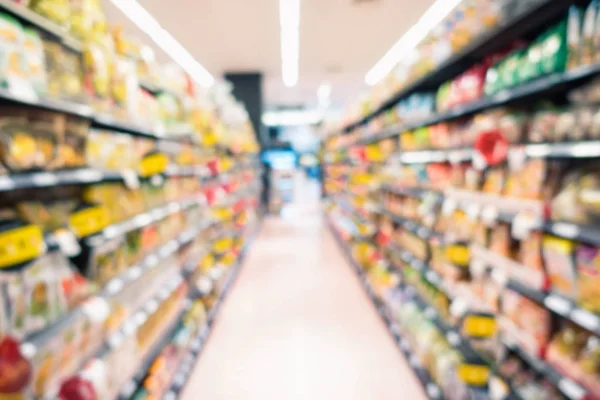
<box><xmin>3</xmin><ymin>0</ymin><xmax>600</xmax><ymax>399</ymax></box>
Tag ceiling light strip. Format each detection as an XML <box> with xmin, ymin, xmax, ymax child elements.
<box><xmin>365</xmin><ymin>0</ymin><xmax>463</xmax><ymax>86</ymax></box>
<box><xmin>108</xmin><ymin>0</ymin><xmax>214</xmax><ymax>88</ymax></box>
<box><xmin>279</xmin><ymin>0</ymin><xmax>300</xmax><ymax>87</ymax></box>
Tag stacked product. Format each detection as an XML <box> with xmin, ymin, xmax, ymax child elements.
<box><xmin>325</xmin><ymin>2</ymin><xmax>600</xmax><ymax>400</ymax></box>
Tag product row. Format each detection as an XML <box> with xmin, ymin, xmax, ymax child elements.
<box><xmin>0</xmin><ymin>1</ymin><xmax>259</xmax><ymax>154</ymax></box>
<box><xmin>328</xmin><ymin>0</ymin><xmax>600</xmax><ymax>149</ymax></box>
<box><xmin>0</xmin><ymin>183</ymin><xmax>260</xmax><ymax>399</ymax></box>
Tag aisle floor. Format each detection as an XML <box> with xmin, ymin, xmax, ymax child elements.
<box><xmin>181</xmin><ymin>208</ymin><xmax>427</xmax><ymax>399</ymax></box>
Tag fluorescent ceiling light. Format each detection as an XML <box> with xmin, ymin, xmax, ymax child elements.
<box><xmin>365</xmin><ymin>0</ymin><xmax>463</xmax><ymax>86</ymax></box>
<box><xmin>108</xmin><ymin>0</ymin><xmax>214</xmax><ymax>88</ymax></box>
<box><xmin>262</xmin><ymin>110</ymin><xmax>322</xmax><ymax>126</ymax></box>
<box><xmin>279</xmin><ymin>0</ymin><xmax>300</xmax><ymax>87</ymax></box>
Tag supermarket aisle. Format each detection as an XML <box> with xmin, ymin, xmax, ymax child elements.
<box><xmin>181</xmin><ymin>179</ymin><xmax>426</xmax><ymax>400</ymax></box>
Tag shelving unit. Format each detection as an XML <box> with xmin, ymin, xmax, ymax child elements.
<box><xmin>328</xmin><ymin>220</ymin><xmax>444</xmax><ymax>400</ymax></box>
<box><xmin>323</xmin><ymin>1</ymin><xmax>600</xmax><ymax>399</ymax></box>
<box><xmin>336</xmin><ymin>0</ymin><xmax>571</xmax><ymax>136</ymax></box>
<box><xmin>0</xmin><ymin>2</ymin><xmax>261</xmax><ymax>399</ymax></box>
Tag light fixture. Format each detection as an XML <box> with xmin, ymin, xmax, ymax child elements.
<box><xmin>279</xmin><ymin>0</ymin><xmax>300</xmax><ymax>87</ymax></box>
<box><xmin>108</xmin><ymin>0</ymin><xmax>214</xmax><ymax>88</ymax></box>
<box><xmin>365</xmin><ymin>0</ymin><xmax>463</xmax><ymax>86</ymax></box>
<box><xmin>262</xmin><ymin>110</ymin><xmax>322</xmax><ymax>126</ymax></box>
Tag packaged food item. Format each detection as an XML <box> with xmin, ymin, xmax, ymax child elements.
<box><xmin>62</xmin><ymin>116</ymin><xmax>89</xmax><ymax>168</ymax></box>
<box><xmin>0</xmin><ymin>272</ymin><xmax>27</xmax><ymax>336</ymax></box>
<box><xmin>546</xmin><ymin>322</ymin><xmax>589</xmax><ymax>375</ymax></box>
<box><xmin>29</xmin><ymin>0</ymin><xmax>71</xmax><ymax>26</ymax></box>
<box><xmin>577</xmin><ymin>335</ymin><xmax>600</xmax><ymax>396</ymax></box>
<box><xmin>83</xmin><ymin>42</ymin><xmax>111</xmax><ymax>110</ymax></box>
<box><xmin>0</xmin><ymin>115</ymin><xmax>42</xmax><ymax>172</ymax></box>
<box><xmin>43</xmin><ymin>40</ymin><xmax>84</xmax><ymax>101</ymax></box>
<box><xmin>567</xmin><ymin>6</ymin><xmax>583</xmax><ymax>69</ymax></box>
<box><xmin>519</xmin><ymin>231</ymin><xmax>544</xmax><ymax>274</ymax></box>
<box><xmin>541</xmin><ymin>20</ymin><xmax>568</xmax><ymax>75</ymax></box>
<box><xmin>542</xmin><ymin>235</ymin><xmax>578</xmax><ymax>299</ymax></box>
<box><xmin>575</xmin><ymin>243</ymin><xmax>600</xmax><ymax>313</ymax></box>
<box><xmin>23</xmin><ymin>27</ymin><xmax>47</xmax><ymax>96</ymax></box>
<box><xmin>581</xmin><ymin>0</ymin><xmax>598</xmax><ymax>66</ymax></box>
<box><xmin>0</xmin><ymin>13</ymin><xmax>25</xmax><ymax>87</ymax></box>
<box><xmin>111</xmin><ymin>57</ymin><xmax>139</xmax><ymax>120</ymax></box>
<box><xmin>0</xmin><ymin>336</ymin><xmax>32</xmax><ymax>398</ymax></box>
<box><xmin>552</xmin><ymin>166</ymin><xmax>600</xmax><ymax>224</ymax></box>
<box><xmin>70</xmin><ymin>0</ymin><xmax>106</xmax><ymax>40</ymax></box>
<box><xmin>554</xmin><ymin>107</ymin><xmax>577</xmax><ymax>142</ymax></box>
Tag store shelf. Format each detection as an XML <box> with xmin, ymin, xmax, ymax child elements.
<box><xmin>328</xmin><ymin>220</ymin><xmax>444</xmax><ymax>400</ymax></box>
<box><xmin>471</xmin><ymin>245</ymin><xmax>547</xmax><ymax>291</ymax></box>
<box><xmin>503</xmin><ymin>339</ymin><xmax>589</xmax><ymax>400</ymax></box>
<box><xmin>505</xmin><ymin>279</ymin><xmax>600</xmax><ymax>338</ymax></box>
<box><xmin>0</xmin><ymin>168</ymin><xmax>117</xmax><ymax>192</ymax></box>
<box><xmin>337</xmin><ymin>0</ymin><xmax>575</xmax><ymax>135</ymax></box>
<box><xmin>163</xmin><ymin>226</ymin><xmax>259</xmax><ymax>398</ymax></box>
<box><xmin>0</xmin><ymin>0</ymin><xmax>83</xmax><ymax>52</ymax></box>
<box><xmin>384</xmin><ymin>239</ymin><xmax>596</xmax><ymax>400</ymax></box>
<box><xmin>115</xmin><ymin>275</ymin><xmax>187</xmax><ymax>399</ymax></box>
<box><xmin>0</xmin><ymin>161</ymin><xmax>231</xmax><ymax>193</ymax></box>
<box><xmin>383</xmin><ymin>210</ymin><xmax>442</xmax><ymax>240</ymax></box>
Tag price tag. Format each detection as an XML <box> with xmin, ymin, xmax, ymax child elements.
<box><xmin>0</xmin><ymin>224</ymin><xmax>44</xmax><ymax>269</ymax></box>
<box><xmin>544</xmin><ymin>294</ymin><xmax>572</xmax><ymax>316</ymax></box>
<box><xmin>551</xmin><ymin>222</ymin><xmax>580</xmax><ymax>240</ymax></box>
<box><xmin>558</xmin><ymin>378</ymin><xmax>587</xmax><ymax>400</ymax></box>
<box><xmin>150</xmin><ymin>174</ymin><xmax>165</xmax><ymax>187</ymax></box>
<box><xmin>32</xmin><ymin>172</ymin><xmax>58</xmax><ymax>187</ymax></box>
<box><xmin>426</xmin><ymin>384</ymin><xmax>441</xmax><ymax>399</ymax></box>
<box><xmin>105</xmin><ymin>278</ymin><xmax>124</xmax><ymax>296</ymax></box>
<box><xmin>8</xmin><ymin>76</ymin><xmax>38</xmax><ymax>102</ymax></box>
<box><xmin>446</xmin><ymin>331</ymin><xmax>461</xmax><ymax>346</ymax></box>
<box><xmin>571</xmin><ymin>308</ymin><xmax>600</xmax><ymax>333</ymax></box>
<box><xmin>121</xmin><ymin>169</ymin><xmax>140</xmax><ymax>189</ymax></box>
<box><xmin>81</xmin><ymin>297</ymin><xmax>110</xmax><ymax>323</ymax></box>
<box><xmin>53</xmin><ymin>229</ymin><xmax>81</xmax><ymax>257</ymax></box>
<box><xmin>481</xmin><ymin>205</ymin><xmax>499</xmax><ymax>226</ymax></box>
<box><xmin>70</xmin><ymin>205</ymin><xmax>110</xmax><ymax>238</ymax></box>
<box><xmin>508</xmin><ymin>146</ymin><xmax>527</xmax><ymax>171</ymax></box>
<box><xmin>126</xmin><ymin>266</ymin><xmax>143</xmax><ymax>281</ymax></box>
<box><xmin>511</xmin><ymin>212</ymin><xmax>537</xmax><ymax>240</ymax></box>
<box><xmin>426</xmin><ymin>270</ymin><xmax>441</xmax><ymax>286</ymax></box>
<box><xmin>450</xmin><ymin>297</ymin><xmax>470</xmax><ymax>318</ymax></box>
<box><xmin>457</xmin><ymin>363</ymin><xmax>490</xmax><ymax>386</ymax></box>
<box><xmin>442</xmin><ymin>198</ymin><xmax>458</xmax><ymax>216</ymax></box>
<box><xmin>472</xmin><ymin>152</ymin><xmax>488</xmax><ymax>171</ymax></box>
<box><xmin>462</xmin><ymin>314</ymin><xmax>496</xmax><ymax>338</ymax></box>
<box><xmin>409</xmin><ymin>355</ymin><xmax>420</xmax><ymax>367</ymax></box>
<box><xmin>20</xmin><ymin>342</ymin><xmax>36</xmax><ymax>360</ymax></box>
<box><xmin>470</xmin><ymin>258</ymin><xmax>487</xmax><ymax>279</ymax></box>
<box><xmin>425</xmin><ymin>307</ymin><xmax>437</xmax><ymax>319</ymax></box>
<box><xmin>73</xmin><ymin>168</ymin><xmax>103</xmax><ymax>183</ymax></box>
<box><xmin>466</xmin><ymin>204</ymin><xmax>481</xmax><ymax>220</ymax></box>
<box><xmin>0</xmin><ymin>176</ymin><xmax>15</xmax><ymax>190</ymax></box>
<box><xmin>139</xmin><ymin>152</ymin><xmax>169</xmax><ymax>177</ymax></box>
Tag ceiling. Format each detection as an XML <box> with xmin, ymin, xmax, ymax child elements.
<box><xmin>103</xmin><ymin>0</ymin><xmax>435</xmax><ymax>110</ymax></box>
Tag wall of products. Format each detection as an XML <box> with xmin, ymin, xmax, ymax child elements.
<box><xmin>325</xmin><ymin>1</ymin><xmax>600</xmax><ymax>400</ymax></box>
<box><xmin>0</xmin><ymin>1</ymin><xmax>262</xmax><ymax>399</ymax></box>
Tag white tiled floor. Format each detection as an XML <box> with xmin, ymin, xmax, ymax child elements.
<box><xmin>181</xmin><ymin>176</ymin><xmax>426</xmax><ymax>400</ymax></box>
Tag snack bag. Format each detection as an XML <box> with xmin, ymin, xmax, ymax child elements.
<box><xmin>29</xmin><ymin>0</ymin><xmax>71</xmax><ymax>26</ymax></box>
<box><xmin>542</xmin><ymin>235</ymin><xmax>578</xmax><ymax>299</ymax></box>
<box><xmin>576</xmin><ymin>244</ymin><xmax>600</xmax><ymax>313</ymax></box>
<box><xmin>23</xmin><ymin>28</ymin><xmax>47</xmax><ymax>96</ymax></box>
